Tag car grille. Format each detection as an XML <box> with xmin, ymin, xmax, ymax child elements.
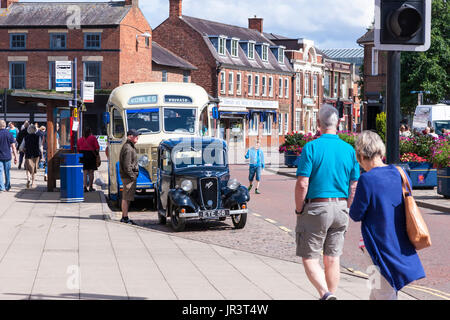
<box><xmin>200</xmin><ymin>177</ymin><xmax>219</xmax><ymax>210</ymax></box>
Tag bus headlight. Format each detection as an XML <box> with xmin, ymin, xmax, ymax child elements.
<box><xmin>138</xmin><ymin>155</ymin><xmax>150</xmax><ymax>167</ymax></box>
<box><xmin>227</xmin><ymin>178</ymin><xmax>240</xmax><ymax>190</ymax></box>
<box><xmin>181</xmin><ymin>180</ymin><xmax>193</xmax><ymax>193</ymax></box>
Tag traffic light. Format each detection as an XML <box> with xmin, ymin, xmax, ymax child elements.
<box><xmin>374</xmin><ymin>0</ymin><xmax>431</xmax><ymax>51</ymax></box>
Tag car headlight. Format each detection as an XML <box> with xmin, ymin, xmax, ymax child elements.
<box><xmin>227</xmin><ymin>178</ymin><xmax>240</xmax><ymax>190</ymax></box>
<box><xmin>181</xmin><ymin>180</ymin><xmax>193</xmax><ymax>193</ymax></box>
<box><xmin>138</xmin><ymin>155</ymin><xmax>149</xmax><ymax>167</ymax></box>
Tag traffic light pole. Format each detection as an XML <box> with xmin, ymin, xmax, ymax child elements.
<box><xmin>386</xmin><ymin>51</ymin><xmax>401</xmax><ymax>164</ymax></box>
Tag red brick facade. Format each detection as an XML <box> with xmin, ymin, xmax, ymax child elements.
<box><xmin>151</xmin><ymin>64</ymin><xmax>191</xmax><ymax>82</ymax></box>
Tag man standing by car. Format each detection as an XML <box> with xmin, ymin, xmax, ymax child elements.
<box><xmin>119</xmin><ymin>129</ymin><xmax>140</xmax><ymax>225</ymax></box>
<box><xmin>294</xmin><ymin>104</ymin><xmax>359</xmax><ymax>300</ymax></box>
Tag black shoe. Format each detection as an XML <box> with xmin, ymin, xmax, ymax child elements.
<box><xmin>120</xmin><ymin>217</ymin><xmax>137</xmax><ymax>225</ymax></box>
<box><xmin>84</xmin><ymin>187</ymin><xmax>88</xmax><ymax>193</ymax></box>
<box><xmin>320</xmin><ymin>292</ymin><xmax>337</xmax><ymax>300</ymax></box>
<box><xmin>89</xmin><ymin>187</ymin><xmax>96</xmax><ymax>192</ymax></box>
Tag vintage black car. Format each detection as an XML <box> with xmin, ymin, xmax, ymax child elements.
<box><xmin>155</xmin><ymin>137</ymin><xmax>250</xmax><ymax>232</ymax></box>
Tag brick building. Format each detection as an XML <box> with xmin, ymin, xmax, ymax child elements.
<box><xmin>151</xmin><ymin>41</ymin><xmax>196</xmax><ymax>83</ymax></box>
<box><xmin>0</xmin><ymin>0</ymin><xmax>152</xmax><ymax>134</ymax></box>
<box><xmin>153</xmin><ymin>0</ymin><xmax>295</xmax><ymax>159</ymax></box>
<box><xmin>357</xmin><ymin>29</ymin><xmax>387</xmax><ymax>131</ymax></box>
<box><xmin>266</xmin><ymin>35</ymin><xmax>324</xmax><ymax>134</ymax></box>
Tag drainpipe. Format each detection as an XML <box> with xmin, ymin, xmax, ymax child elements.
<box><xmin>291</xmin><ymin>73</ymin><xmax>295</xmax><ymax>132</ymax></box>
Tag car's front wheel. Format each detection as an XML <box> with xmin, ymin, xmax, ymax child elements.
<box><xmin>170</xmin><ymin>204</ymin><xmax>186</xmax><ymax>232</ymax></box>
<box><xmin>231</xmin><ymin>204</ymin><xmax>247</xmax><ymax>229</ymax></box>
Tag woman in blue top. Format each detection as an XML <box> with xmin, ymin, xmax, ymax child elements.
<box><xmin>350</xmin><ymin>131</ymin><xmax>425</xmax><ymax>300</ymax></box>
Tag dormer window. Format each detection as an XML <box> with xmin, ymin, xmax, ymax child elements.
<box><xmin>218</xmin><ymin>36</ymin><xmax>226</xmax><ymax>56</ymax></box>
<box><xmin>248</xmin><ymin>42</ymin><xmax>255</xmax><ymax>60</ymax></box>
<box><xmin>262</xmin><ymin>44</ymin><xmax>269</xmax><ymax>62</ymax></box>
<box><xmin>278</xmin><ymin>47</ymin><xmax>285</xmax><ymax>64</ymax></box>
<box><xmin>231</xmin><ymin>38</ymin><xmax>239</xmax><ymax>57</ymax></box>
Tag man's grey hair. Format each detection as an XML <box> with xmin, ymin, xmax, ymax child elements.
<box><xmin>318</xmin><ymin>104</ymin><xmax>339</xmax><ymax>129</ymax></box>
<box><xmin>28</xmin><ymin>124</ymin><xmax>37</xmax><ymax>134</ymax></box>
<box><xmin>0</xmin><ymin>120</ymin><xmax>6</xmax><ymax>129</ymax></box>
<box><xmin>355</xmin><ymin>130</ymin><xmax>386</xmax><ymax>161</ymax></box>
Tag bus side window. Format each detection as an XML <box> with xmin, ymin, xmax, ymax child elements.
<box><xmin>113</xmin><ymin>109</ymin><xmax>125</xmax><ymax>139</ymax></box>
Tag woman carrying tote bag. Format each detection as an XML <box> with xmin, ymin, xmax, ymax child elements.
<box><xmin>349</xmin><ymin>131</ymin><xmax>426</xmax><ymax>300</ymax></box>
<box><xmin>77</xmin><ymin>127</ymin><xmax>100</xmax><ymax>192</ymax></box>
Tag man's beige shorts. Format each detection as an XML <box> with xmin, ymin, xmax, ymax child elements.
<box><xmin>295</xmin><ymin>201</ymin><xmax>349</xmax><ymax>259</ymax></box>
<box><xmin>122</xmin><ymin>178</ymin><xmax>137</xmax><ymax>202</ymax></box>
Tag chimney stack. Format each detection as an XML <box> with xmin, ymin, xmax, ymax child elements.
<box><xmin>169</xmin><ymin>0</ymin><xmax>182</xmax><ymax>18</ymax></box>
<box><xmin>1</xmin><ymin>0</ymin><xmax>18</xmax><ymax>9</ymax></box>
<box><xmin>124</xmin><ymin>0</ymin><xmax>139</xmax><ymax>7</ymax></box>
<box><xmin>248</xmin><ymin>16</ymin><xmax>263</xmax><ymax>33</ymax></box>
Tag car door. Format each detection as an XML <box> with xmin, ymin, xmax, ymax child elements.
<box><xmin>159</xmin><ymin>148</ymin><xmax>172</xmax><ymax>211</ymax></box>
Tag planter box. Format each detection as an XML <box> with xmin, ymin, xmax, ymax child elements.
<box><xmin>406</xmin><ymin>162</ymin><xmax>437</xmax><ymax>189</ymax></box>
<box><xmin>437</xmin><ymin>167</ymin><xmax>450</xmax><ymax>199</ymax></box>
<box><xmin>284</xmin><ymin>151</ymin><xmax>300</xmax><ymax>168</ymax></box>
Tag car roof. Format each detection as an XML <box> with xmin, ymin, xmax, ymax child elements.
<box><xmin>160</xmin><ymin>137</ymin><xmax>227</xmax><ymax>150</ymax></box>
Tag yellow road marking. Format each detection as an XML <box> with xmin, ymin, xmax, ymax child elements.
<box><xmin>407</xmin><ymin>285</ymin><xmax>450</xmax><ymax>298</ymax></box>
<box><xmin>279</xmin><ymin>226</ymin><xmax>292</xmax><ymax>233</ymax></box>
<box><xmin>253</xmin><ymin>213</ymin><xmax>261</xmax><ymax>217</ymax></box>
<box><xmin>265</xmin><ymin>218</ymin><xmax>277</xmax><ymax>224</ymax></box>
<box><xmin>405</xmin><ymin>286</ymin><xmax>450</xmax><ymax>300</ymax></box>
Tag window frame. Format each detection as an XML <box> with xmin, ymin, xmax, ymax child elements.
<box><xmin>112</xmin><ymin>108</ymin><xmax>125</xmax><ymax>139</ymax></box>
<box><xmin>247</xmin><ymin>74</ymin><xmax>253</xmax><ymax>96</ymax></box>
<box><xmin>295</xmin><ymin>111</ymin><xmax>301</xmax><ymax>132</ymax></box>
<box><xmin>10</xmin><ymin>33</ymin><xmax>26</xmax><ymax>50</ymax></box>
<box><xmin>262</xmin><ymin>44</ymin><xmax>269</xmax><ymax>62</ymax></box>
<box><xmin>254</xmin><ymin>75</ymin><xmax>260</xmax><ymax>96</ymax></box>
<box><xmin>162</xmin><ymin>70</ymin><xmax>168</xmax><ymax>82</ymax></box>
<box><xmin>313</xmin><ymin>74</ymin><xmax>318</xmax><ymax>97</ymax></box>
<box><xmin>278</xmin><ymin>78</ymin><xmax>283</xmax><ymax>98</ymax></box>
<box><xmin>218</xmin><ymin>36</ymin><xmax>226</xmax><ymax>56</ymax></box>
<box><xmin>231</xmin><ymin>39</ymin><xmax>239</xmax><ymax>57</ymax></box>
<box><xmin>372</xmin><ymin>48</ymin><xmax>379</xmax><ymax>76</ymax></box>
<box><xmin>220</xmin><ymin>71</ymin><xmax>226</xmax><ymax>94</ymax></box>
<box><xmin>83</xmin><ymin>61</ymin><xmax>102</xmax><ymax>89</ymax></box>
<box><xmin>50</xmin><ymin>33</ymin><xmax>67</xmax><ymax>50</ymax></box>
<box><xmin>236</xmin><ymin>72</ymin><xmax>242</xmax><ymax>95</ymax></box>
<box><xmin>305</xmin><ymin>73</ymin><xmax>310</xmax><ymax>97</ymax></box>
<box><xmin>278</xmin><ymin>47</ymin><xmax>285</xmax><ymax>64</ymax></box>
<box><xmin>248</xmin><ymin>42</ymin><xmax>255</xmax><ymax>60</ymax></box>
<box><xmin>296</xmin><ymin>73</ymin><xmax>301</xmax><ymax>96</ymax></box>
<box><xmin>49</xmin><ymin>61</ymin><xmax>56</xmax><ymax>90</ymax></box>
<box><xmin>183</xmin><ymin>71</ymin><xmax>189</xmax><ymax>83</ymax></box>
<box><xmin>84</xmin><ymin>32</ymin><xmax>101</xmax><ymax>49</ymax></box>
<box><xmin>278</xmin><ymin>112</ymin><xmax>283</xmax><ymax>135</ymax></box>
<box><xmin>9</xmin><ymin>61</ymin><xmax>26</xmax><ymax>89</ymax></box>
<box><xmin>268</xmin><ymin>76</ymin><xmax>273</xmax><ymax>97</ymax></box>
<box><xmin>228</xmin><ymin>71</ymin><xmax>234</xmax><ymax>95</ymax></box>
<box><xmin>284</xmin><ymin>78</ymin><xmax>289</xmax><ymax>98</ymax></box>
<box><xmin>262</xmin><ymin>76</ymin><xmax>267</xmax><ymax>97</ymax></box>
<box><xmin>284</xmin><ymin>113</ymin><xmax>289</xmax><ymax>134</ymax></box>
<box><xmin>263</xmin><ymin>113</ymin><xmax>272</xmax><ymax>136</ymax></box>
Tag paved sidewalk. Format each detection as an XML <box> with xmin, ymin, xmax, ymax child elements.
<box><xmin>266</xmin><ymin>166</ymin><xmax>450</xmax><ymax>213</ymax></box>
<box><xmin>0</xmin><ymin>168</ymin><xmax>416</xmax><ymax>300</ymax></box>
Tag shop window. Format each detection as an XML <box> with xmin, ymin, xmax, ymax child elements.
<box><xmin>112</xmin><ymin>109</ymin><xmax>125</xmax><ymax>139</ymax></box>
<box><xmin>249</xmin><ymin>113</ymin><xmax>259</xmax><ymax>135</ymax></box>
<box><xmin>263</xmin><ymin>114</ymin><xmax>272</xmax><ymax>135</ymax></box>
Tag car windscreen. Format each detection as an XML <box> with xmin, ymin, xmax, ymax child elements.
<box><xmin>433</xmin><ymin>121</ymin><xmax>450</xmax><ymax>135</ymax></box>
<box><xmin>126</xmin><ymin>108</ymin><xmax>160</xmax><ymax>134</ymax></box>
<box><xmin>164</xmin><ymin>108</ymin><xmax>196</xmax><ymax>134</ymax></box>
<box><xmin>173</xmin><ymin>143</ymin><xmax>227</xmax><ymax>169</ymax></box>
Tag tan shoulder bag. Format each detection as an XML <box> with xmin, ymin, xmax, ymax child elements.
<box><xmin>395</xmin><ymin>166</ymin><xmax>432</xmax><ymax>250</ymax></box>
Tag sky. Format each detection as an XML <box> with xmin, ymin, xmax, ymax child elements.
<box><xmin>22</xmin><ymin>0</ymin><xmax>376</xmax><ymax>49</ymax></box>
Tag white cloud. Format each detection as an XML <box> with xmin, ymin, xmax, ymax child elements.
<box><xmin>22</xmin><ymin>0</ymin><xmax>375</xmax><ymax>48</ymax></box>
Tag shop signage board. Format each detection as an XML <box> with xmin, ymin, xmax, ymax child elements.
<box><xmin>55</xmin><ymin>61</ymin><xmax>72</xmax><ymax>92</ymax></box>
<box><xmin>81</xmin><ymin>81</ymin><xmax>95</xmax><ymax>103</ymax></box>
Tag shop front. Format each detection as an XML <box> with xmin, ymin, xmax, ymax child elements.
<box><xmin>303</xmin><ymin>97</ymin><xmax>318</xmax><ymax>133</ymax></box>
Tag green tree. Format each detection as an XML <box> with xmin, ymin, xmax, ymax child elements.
<box><xmin>400</xmin><ymin>0</ymin><xmax>450</xmax><ymax>117</ymax></box>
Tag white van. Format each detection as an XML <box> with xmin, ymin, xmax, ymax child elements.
<box><xmin>104</xmin><ymin>82</ymin><xmax>216</xmax><ymax>206</ymax></box>
<box><xmin>412</xmin><ymin>104</ymin><xmax>450</xmax><ymax>135</ymax></box>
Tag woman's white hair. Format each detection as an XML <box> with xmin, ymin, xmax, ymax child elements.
<box><xmin>0</xmin><ymin>120</ymin><xmax>6</xmax><ymax>129</ymax></box>
<box><xmin>27</xmin><ymin>124</ymin><xmax>37</xmax><ymax>134</ymax></box>
<box><xmin>318</xmin><ymin>104</ymin><xmax>339</xmax><ymax>129</ymax></box>
<box><xmin>355</xmin><ymin>130</ymin><xmax>386</xmax><ymax>160</ymax></box>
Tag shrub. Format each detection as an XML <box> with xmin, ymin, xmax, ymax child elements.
<box><xmin>430</xmin><ymin>136</ymin><xmax>450</xmax><ymax>168</ymax></box>
<box><xmin>376</xmin><ymin>112</ymin><xmax>387</xmax><ymax>142</ymax></box>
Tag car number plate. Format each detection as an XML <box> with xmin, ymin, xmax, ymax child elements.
<box><xmin>199</xmin><ymin>210</ymin><xmax>229</xmax><ymax>218</ymax></box>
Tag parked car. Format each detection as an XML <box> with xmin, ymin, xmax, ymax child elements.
<box><xmin>156</xmin><ymin>137</ymin><xmax>250</xmax><ymax>232</ymax></box>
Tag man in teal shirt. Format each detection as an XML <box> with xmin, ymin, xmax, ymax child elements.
<box><xmin>245</xmin><ymin>141</ymin><xmax>265</xmax><ymax>194</ymax></box>
<box><xmin>294</xmin><ymin>104</ymin><xmax>359</xmax><ymax>300</ymax></box>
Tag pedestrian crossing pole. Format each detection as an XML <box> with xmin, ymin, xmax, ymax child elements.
<box><xmin>386</xmin><ymin>51</ymin><xmax>401</xmax><ymax>164</ymax></box>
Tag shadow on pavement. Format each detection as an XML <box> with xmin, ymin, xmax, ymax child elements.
<box><xmin>5</xmin><ymin>292</ymin><xmax>146</xmax><ymax>300</ymax></box>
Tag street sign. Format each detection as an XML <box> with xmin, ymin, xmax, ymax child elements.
<box><xmin>55</xmin><ymin>61</ymin><xmax>73</xmax><ymax>92</ymax></box>
<box><xmin>81</xmin><ymin>81</ymin><xmax>95</xmax><ymax>103</ymax></box>
<box><xmin>374</xmin><ymin>0</ymin><xmax>432</xmax><ymax>52</ymax></box>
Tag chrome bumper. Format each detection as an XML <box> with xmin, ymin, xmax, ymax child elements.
<box><xmin>179</xmin><ymin>209</ymin><xmax>248</xmax><ymax>219</ymax></box>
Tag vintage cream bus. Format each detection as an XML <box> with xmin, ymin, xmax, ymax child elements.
<box><xmin>105</xmin><ymin>82</ymin><xmax>216</xmax><ymax>206</ymax></box>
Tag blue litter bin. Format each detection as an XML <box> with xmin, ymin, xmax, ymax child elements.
<box><xmin>60</xmin><ymin>153</ymin><xmax>84</xmax><ymax>203</ymax></box>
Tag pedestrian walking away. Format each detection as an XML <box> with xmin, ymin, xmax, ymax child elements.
<box><xmin>294</xmin><ymin>104</ymin><xmax>360</xmax><ymax>300</ymax></box>
<box><xmin>19</xmin><ymin>124</ymin><xmax>43</xmax><ymax>189</ymax></box>
<box><xmin>349</xmin><ymin>131</ymin><xmax>426</xmax><ymax>300</ymax></box>
<box><xmin>245</xmin><ymin>140</ymin><xmax>265</xmax><ymax>194</ymax></box>
<box><xmin>0</xmin><ymin>120</ymin><xmax>18</xmax><ymax>192</ymax></box>
<box><xmin>77</xmin><ymin>127</ymin><xmax>100</xmax><ymax>192</ymax></box>
<box><xmin>16</xmin><ymin>121</ymin><xmax>29</xmax><ymax>170</ymax></box>
<box><xmin>119</xmin><ymin>129</ymin><xmax>140</xmax><ymax>225</ymax></box>
<box><xmin>8</xmin><ymin>122</ymin><xmax>19</xmax><ymax>141</ymax></box>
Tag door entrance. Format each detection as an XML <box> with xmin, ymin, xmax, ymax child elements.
<box><xmin>220</xmin><ymin>117</ymin><xmax>246</xmax><ymax>164</ymax></box>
